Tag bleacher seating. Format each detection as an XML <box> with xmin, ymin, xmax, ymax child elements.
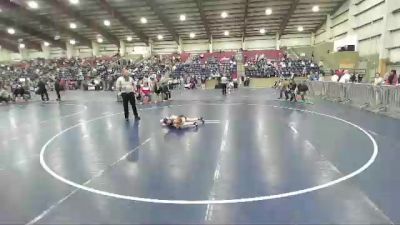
<box><xmin>244</xmin><ymin>50</ymin><xmax>321</xmax><ymax>78</ymax></box>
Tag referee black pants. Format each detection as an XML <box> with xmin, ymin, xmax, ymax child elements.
<box><xmin>221</xmin><ymin>83</ymin><xmax>227</xmax><ymax>95</ymax></box>
<box><xmin>121</xmin><ymin>92</ymin><xmax>139</xmax><ymax>119</ymax></box>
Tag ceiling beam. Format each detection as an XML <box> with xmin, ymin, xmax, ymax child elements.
<box><xmin>313</xmin><ymin>0</ymin><xmax>347</xmax><ymax>33</ymax></box>
<box><xmin>0</xmin><ymin>31</ymin><xmax>42</xmax><ymax>51</ymax></box>
<box><xmin>42</xmin><ymin>0</ymin><xmax>120</xmax><ymax>47</ymax></box>
<box><xmin>278</xmin><ymin>0</ymin><xmax>300</xmax><ymax>37</ymax></box>
<box><xmin>242</xmin><ymin>0</ymin><xmax>250</xmax><ymax>40</ymax></box>
<box><xmin>1</xmin><ymin>0</ymin><xmax>92</xmax><ymax>48</ymax></box>
<box><xmin>98</xmin><ymin>0</ymin><xmax>149</xmax><ymax>45</ymax></box>
<box><xmin>0</xmin><ymin>39</ymin><xmax>19</xmax><ymax>53</ymax></box>
<box><xmin>195</xmin><ymin>0</ymin><xmax>211</xmax><ymax>42</ymax></box>
<box><xmin>145</xmin><ymin>0</ymin><xmax>179</xmax><ymax>44</ymax></box>
<box><xmin>0</xmin><ymin>16</ymin><xmax>66</xmax><ymax>50</ymax></box>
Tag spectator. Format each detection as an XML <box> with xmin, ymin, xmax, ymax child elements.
<box><xmin>350</xmin><ymin>73</ymin><xmax>357</xmax><ymax>83</ymax></box>
<box><xmin>331</xmin><ymin>73</ymin><xmax>339</xmax><ymax>82</ymax></box>
<box><xmin>140</xmin><ymin>82</ymin><xmax>152</xmax><ymax>104</ymax></box>
<box><xmin>297</xmin><ymin>81</ymin><xmax>309</xmax><ymax>101</ymax></box>
<box><xmin>37</xmin><ymin>78</ymin><xmax>49</xmax><ymax>102</ymax></box>
<box><xmin>374</xmin><ymin>73</ymin><xmax>384</xmax><ymax>86</ymax></box>
<box><xmin>279</xmin><ymin>79</ymin><xmax>289</xmax><ymax>100</ymax></box>
<box><xmin>288</xmin><ymin>80</ymin><xmax>297</xmax><ymax>102</ymax></box>
<box><xmin>0</xmin><ymin>85</ymin><xmax>11</xmax><ymax>104</ymax></box>
<box><xmin>54</xmin><ymin>78</ymin><xmax>62</xmax><ymax>101</ymax></box>
<box><xmin>385</xmin><ymin>70</ymin><xmax>398</xmax><ymax>85</ymax></box>
<box><xmin>339</xmin><ymin>70</ymin><xmax>351</xmax><ymax>83</ymax></box>
<box><xmin>201</xmin><ymin>76</ymin><xmax>207</xmax><ymax>89</ymax></box>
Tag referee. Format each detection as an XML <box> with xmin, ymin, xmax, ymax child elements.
<box><xmin>117</xmin><ymin>68</ymin><xmax>140</xmax><ymax>121</ymax></box>
<box><xmin>220</xmin><ymin>75</ymin><xmax>228</xmax><ymax>95</ymax></box>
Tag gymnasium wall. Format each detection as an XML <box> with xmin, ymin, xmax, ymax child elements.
<box><xmin>312</xmin><ymin>0</ymin><xmax>400</xmax><ymax>80</ymax></box>
<box><xmin>315</xmin><ymin>0</ymin><xmax>400</xmax><ymax>65</ymax></box>
<box><xmin>386</xmin><ymin>0</ymin><xmax>400</xmax><ymax>63</ymax></box>
<box><xmin>0</xmin><ymin>49</ymin><xmax>12</xmax><ymax>62</ymax></box>
<box><xmin>244</xmin><ymin>36</ymin><xmax>276</xmax><ymax>50</ymax></box>
<box><xmin>280</xmin><ymin>34</ymin><xmax>312</xmax><ymax>47</ymax></box>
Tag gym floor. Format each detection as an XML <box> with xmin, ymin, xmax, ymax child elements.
<box><xmin>0</xmin><ymin>88</ymin><xmax>399</xmax><ymax>225</ymax></box>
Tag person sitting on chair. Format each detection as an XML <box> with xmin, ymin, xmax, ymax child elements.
<box><xmin>0</xmin><ymin>87</ymin><xmax>11</xmax><ymax>104</ymax></box>
<box><xmin>297</xmin><ymin>81</ymin><xmax>309</xmax><ymax>102</ymax></box>
<box><xmin>13</xmin><ymin>84</ymin><xmax>28</xmax><ymax>101</ymax></box>
<box><xmin>160</xmin><ymin>115</ymin><xmax>205</xmax><ymax>129</ymax></box>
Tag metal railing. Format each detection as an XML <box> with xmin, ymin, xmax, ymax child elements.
<box><xmin>307</xmin><ymin>81</ymin><xmax>400</xmax><ymax>112</ymax></box>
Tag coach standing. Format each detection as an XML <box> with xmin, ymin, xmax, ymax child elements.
<box><xmin>117</xmin><ymin>69</ymin><xmax>140</xmax><ymax>121</ymax></box>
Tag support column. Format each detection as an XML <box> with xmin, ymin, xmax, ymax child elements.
<box><xmin>178</xmin><ymin>36</ymin><xmax>183</xmax><ymax>54</ymax></box>
<box><xmin>209</xmin><ymin>35</ymin><xmax>213</xmax><ymax>53</ymax></box>
<box><xmin>66</xmin><ymin>42</ymin><xmax>74</xmax><ymax>59</ymax></box>
<box><xmin>119</xmin><ymin>40</ymin><xmax>126</xmax><ymax>57</ymax></box>
<box><xmin>41</xmin><ymin>43</ymin><xmax>51</xmax><ymax>59</ymax></box>
<box><xmin>19</xmin><ymin>47</ymin><xmax>29</xmax><ymax>60</ymax></box>
<box><xmin>311</xmin><ymin>32</ymin><xmax>316</xmax><ymax>46</ymax></box>
<box><xmin>0</xmin><ymin>48</ymin><xmax>12</xmax><ymax>62</ymax></box>
<box><xmin>148</xmin><ymin>38</ymin><xmax>153</xmax><ymax>57</ymax></box>
<box><xmin>326</xmin><ymin>14</ymin><xmax>333</xmax><ymax>40</ymax></box>
<box><xmin>241</xmin><ymin>36</ymin><xmax>246</xmax><ymax>50</ymax></box>
<box><xmin>92</xmin><ymin>41</ymin><xmax>100</xmax><ymax>57</ymax></box>
<box><xmin>378</xmin><ymin>0</ymin><xmax>392</xmax><ymax>75</ymax></box>
<box><xmin>275</xmin><ymin>33</ymin><xmax>280</xmax><ymax>50</ymax></box>
<box><xmin>347</xmin><ymin>1</ymin><xmax>356</xmax><ymax>38</ymax></box>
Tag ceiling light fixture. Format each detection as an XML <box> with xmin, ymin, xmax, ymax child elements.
<box><xmin>189</xmin><ymin>32</ymin><xmax>195</xmax><ymax>38</ymax></box>
<box><xmin>221</xmin><ymin>11</ymin><xmax>228</xmax><ymax>18</ymax></box>
<box><xmin>97</xmin><ymin>37</ymin><xmax>103</xmax><ymax>43</ymax></box>
<box><xmin>298</xmin><ymin>26</ymin><xmax>304</xmax><ymax>32</ymax></box>
<box><xmin>54</xmin><ymin>35</ymin><xmax>61</xmax><ymax>40</ymax></box>
<box><xmin>103</xmin><ymin>20</ymin><xmax>111</xmax><ymax>26</ymax></box>
<box><xmin>260</xmin><ymin>28</ymin><xmax>266</xmax><ymax>34</ymax></box>
<box><xmin>179</xmin><ymin>14</ymin><xmax>186</xmax><ymax>21</ymax></box>
<box><xmin>7</xmin><ymin>28</ymin><xmax>15</xmax><ymax>35</ymax></box>
<box><xmin>69</xmin><ymin>39</ymin><xmax>76</xmax><ymax>45</ymax></box>
<box><xmin>265</xmin><ymin>8</ymin><xmax>272</xmax><ymax>15</ymax></box>
<box><xmin>44</xmin><ymin>42</ymin><xmax>50</xmax><ymax>47</ymax></box>
<box><xmin>69</xmin><ymin>0</ymin><xmax>79</xmax><ymax>4</ymax></box>
<box><xmin>126</xmin><ymin>36</ymin><xmax>133</xmax><ymax>42</ymax></box>
<box><xmin>157</xmin><ymin>34</ymin><xmax>163</xmax><ymax>40</ymax></box>
<box><xmin>140</xmin><ymin>17</ymin><xmax>147</xmax><ymax>24</ymax></box>
<box><xmin>27</xmin><ymin>1</ymin><xmax>39</xmax><ymax>9</ymax></box>
<box><xmin>19</xmin><ymin>43</ymin><xmax>25</xmax><ymax>49</ymax></box>
<box><xmin>312</xmin><ymin>5</ymin><xmax>320</xmax><ymax>12</ymax></box>
<box><xmin>69</xmin><ymin>22</ymin><xmax>77</xmax><ymax>29</ymax></box>
<box><xmin>224</xmin><ymin>31</ymin><xmax>229</xmax><ymax>36</ymax></box>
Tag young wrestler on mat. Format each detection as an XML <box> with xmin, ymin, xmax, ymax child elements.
<box><xmin>161</xmin><ymin>115</ymin><xmax>205</xmax><ymax>129</ymax></box>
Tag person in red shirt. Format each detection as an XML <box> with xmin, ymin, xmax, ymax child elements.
<box><xmin>140</xmin><ymin>82</ymin><xmax>152</xmax><ymax>104</ymax></box>
<box><xmin>386</xmin><ymin>70</ymin><xmax>398</xmax><ymax>85</ymax></box>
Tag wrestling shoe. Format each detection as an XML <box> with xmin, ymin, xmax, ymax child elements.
<box><xmin>194</xmin><ymin>122</ymin><xmax>198</xmax><ymax>128</ymax></box>
<box><xmin>200</xmin><ymin>117</ymin><xmax>205</xmax><ymax>124</ymax></box>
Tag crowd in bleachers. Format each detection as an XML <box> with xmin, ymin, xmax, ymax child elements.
<box><xmin>0</xmin><ymin>53</ymin><xmax>191</xmax><ymax>104</ymax></box>
<box><xmin>244</xmin><ymin>52</ymin><xmax>322</xmax><ymax>78</ymax></box>
<box><xmin>171</xmin><ymin>53</ymin><xmax>237</xmax><ymax>79</ymax></box>
<box><xmin>0</xmin><ymin>49</ymin><xmax>364</xmax><ymax>105</ymax></box>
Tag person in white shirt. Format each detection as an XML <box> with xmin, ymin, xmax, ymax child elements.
<box><xmin>220</xmin><ymin>75</ymin><xmax>228</xmax><ymax>95</ymax></box>
<box><xmin>116</xmin><ymin>68</ymin><xmax>140</xmax><ymax>121</ymax></box>
<box><xmin>339</xmin><ymin>70</ymin><xmax>351</xmax><ymax>83</ymax></box>
<box><xmin>331</xmin><ymin>74</ymin><xmax>339</xmax><ymax>82</ymax></box>
<box><xmin>374</xmin><ymin>73</ymin><xmax>384</xmax><ymax>86</ymax></box>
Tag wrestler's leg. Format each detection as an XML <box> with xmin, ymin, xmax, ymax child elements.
<box><xmin>185</xmin><ymin>117</ymin><xmax>200</xmax><ymax>122</ymax></box>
